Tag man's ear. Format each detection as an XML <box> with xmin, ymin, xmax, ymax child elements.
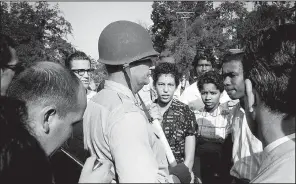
<box><xmin>245</xmin><ymin>79</ymin><xmax>255</xmax><ymax>112</ymax></box>
<box><xmin>42</xmin><ymin>107</ymin><xmax>57</xmax><ymax>134</ymax></box>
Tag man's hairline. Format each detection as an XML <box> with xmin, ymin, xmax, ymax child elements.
<box><xmin>222</xmin><ymin>59</ymin><xmax>244</xmax><ymax>71</ymax></box>
<box><xmin>69</xmin><ymin>58</ymin><xmax>91</xmax><ymax>69</ymax></box>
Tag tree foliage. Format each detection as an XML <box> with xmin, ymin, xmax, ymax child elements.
<box><xmin>150</xmin><ymin>1</ymin><xmax>296</xmax><ymax>78</ymax></box>
<box><xmin>151</xmin><ymin>1</ymin><xmax>248</xmax><ymax>76</ymax></box>
<box><xmin>237</xmin><ymin>1</ymin><xmax>296</xmax><ymax>47</ymax></box>
<box><xmin>0</xmin><ymin>1</ymin><xmax>75</xmax><ymax>65</ymax></box>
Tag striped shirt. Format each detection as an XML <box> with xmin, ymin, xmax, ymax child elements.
<box><xmin>230</xmin><ymin>103</ymin><xmax>263</xmax><ymax>180</ymax></box>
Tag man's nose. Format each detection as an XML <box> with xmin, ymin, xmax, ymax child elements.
<box><xmin>223</xmin><ymin>76</ymin><xmax>231</xmax><ymax>86</ymax></box>
<box><xmin>83</xmin><ymin>71</ymin><xmax>89</xmax><ymax>78</ymax></box>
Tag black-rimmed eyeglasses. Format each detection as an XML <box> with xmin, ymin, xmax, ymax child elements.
<box><xmin>71</xmin><ymin>69</ymin><xmax>94</xmax><ymax>76</ymax></box>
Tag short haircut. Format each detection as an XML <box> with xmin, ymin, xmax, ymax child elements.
<box><xmin>7</xmin><ymin>61</ymin><xmax>81</xmax><ymax>118</ymax></box>
<box><xmin>0</xmin><ymin>96</ymin><xmax>52</xmax><ymax>184</ymax></box>
<box><xmin>65</xmin><ymin>51</ymin><xmax>90</xmax><ymax>69</ymax></box>
<box><xmin>221</xmin><ymin>50</ymin><xmax>244</xmax><ymax>64</ymax></box>
<box><xmin>221</xmin><ymin>50</ymin><xmax>245</xmax><ymax>76</ymax></box>
<box><xmin>192</xmin><ymin>50</ymin><xmax>215</xmax><ymax>69</ymax></box>
<box><xmin>198</xmin><ymin>71</ymin><xmax>224</xmax><ymax>93</ymax></box>
<box><xmin>105</xmin><ymin>64</ymin><xmax>122</xmax><ymax>74</ymax></box>
<box><xmin>153</xmin><ymin>62</ymin><xmax>180</xmax><ymax>87</ymax></box>
<box><xmin>243</xmin><ymin>24</ymin><xmax>296</xmax><ymax>115</ymax></box>
<box><xmin>0</xmin><ymin>34</ymin><xmax>16</xmax><ymax>68</ymax></box>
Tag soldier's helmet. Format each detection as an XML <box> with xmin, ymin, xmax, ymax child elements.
<box><xmin>98</xmin><ymin>20</ymin><xmax>159</xmax><ymax>65</ymax></box>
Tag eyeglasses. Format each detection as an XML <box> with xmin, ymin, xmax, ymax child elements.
<box><xmin>71</xmin><ymin>69</ymin><xmax>94</xmax><ymax>76</ymax></box>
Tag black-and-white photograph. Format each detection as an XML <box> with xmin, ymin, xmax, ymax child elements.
<box><xmin>1</xmin><ymin>1</ymin><xmax>295</xmax><ymax>184</ymax></box>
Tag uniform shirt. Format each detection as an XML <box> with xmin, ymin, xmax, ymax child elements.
<box><xmin>83</xmin><ymin>80</ymin><xmax>172</xmax><ymax>183</ymax></box>
<box><xmin>160</xmin><ymin>99</ymin><xmax>197</xmax><ymax>163</ymax></box>
<box><xmin>251</xmin><ymin>133</ymin><xmax>295</xmax><ymax>183</ymax></box>
<box><xmin>179</xmin><ymin>82</ymin><xmax>235</xmax><ymax>111</ymax></box>
<box><xmin>230</xmin><ymin>103</ymin><xmax>263</xmax><ymax>181</ymax></box>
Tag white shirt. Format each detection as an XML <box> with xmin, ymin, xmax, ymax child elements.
<box><xmin>86</xmin><ymin>90</ymin><xmax>97</xmax><ymax>102</ymax></box>
<box><xmin>138</xmin><ymin>76</ymin><xmax>157</xmax><ymax>107</ymax></box>
<box><xmin>251</xmin><ymin>133</ymin><xmax>295</xmax><ymax>183</ymax></box>
<box><xmin>230</xmin><ymin>103</ymin><xmax>263</xmax><ymax>180</ymax></box>
<box><xmin>194</xmin><ymin>103</ymin><xmax>232</xmax><ymax>143</ymax></box>
<box><xmin>173</xmin><ymin>81</ymin><xmax>190</xmax><ymax>100</ymax></box>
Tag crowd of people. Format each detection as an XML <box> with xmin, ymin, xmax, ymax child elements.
<box><xmin>0</xmin><ymin>19</ymin><xmax>295</xmax><ymax>184</ymax></box>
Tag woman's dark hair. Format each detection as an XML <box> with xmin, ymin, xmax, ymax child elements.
<box><xmin>197</xmin><ymin>70</ymin><xmax>224</xmax><ymax>93</ymax></box>
<box><xmin>0</xmin><ymin>96</ymin><xmax>53</xmax><ymax>184</ymax></box>
<box><xmin>153</xmin><ymin>62</ymin><xmax>181</xmax><ymax>87</ymax></box>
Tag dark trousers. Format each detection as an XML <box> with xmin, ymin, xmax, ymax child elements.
<box><xmin>194</xmin><ymin>134</ymin><xmax>234</xmax><ymax>184</ymax></box>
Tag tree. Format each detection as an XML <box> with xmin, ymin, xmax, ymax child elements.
<box><xmin>150</xmin><ymin>1</ymin><xmax>247</xmax><ymax>77</ymax></box>
<box><xmin>91</xmin><ymin>59</ymin><xmax>107</xmax><ymax>87</ymax></box>
<box><xmin>150</xmin><ymin>1</ymin><xmax>179</xmax><ymax>52</ymax></box>
<box><xmin>0</xmin><ymin>1</ymin><xmax>75</xmax><ymax>64</ymax></box>
<box><xmin>237</xmin><ymin>1</ymin><xmax>296</xmax><ymax>48</ymax></box>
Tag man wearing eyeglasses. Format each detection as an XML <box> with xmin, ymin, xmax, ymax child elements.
<box><xmin>65</xmin><ymin>51</ymin><xmax>96</xmax><ymax>101</ymax></box>
<box><xmin>0</xmin><ymin>34</ymin><xmax>21</xmax><ymax>96</ymax></box>
<box><xmin>51</xmin><ymin>51</ymin><xmax>97</xmax><ymax>183</ymax></box>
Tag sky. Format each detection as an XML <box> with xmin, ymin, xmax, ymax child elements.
<box><xmin>54</xmin><ymin>2</ymin><xmax>254</xmax><ymax>60</ymax></box>
<box><xmin>54</xmin><ymin>2</ymin><xmax>154</xmax><ymax>60</ymax></box>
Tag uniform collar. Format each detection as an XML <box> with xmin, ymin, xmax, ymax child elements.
<box><xmin>104</xmin><ymin>80</ymin><xmax>137</xmax><ymax>103</ymax></box>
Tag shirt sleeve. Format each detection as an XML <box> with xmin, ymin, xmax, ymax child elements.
<box><xmin>184</xmin><ymin>105</ymin><xmax>197</xmax><ymax>137</ymax></box>
<box><xmin>108</xmin><ymin>111</ymin><xmax>165</xmax><ymax>183</ymax></box>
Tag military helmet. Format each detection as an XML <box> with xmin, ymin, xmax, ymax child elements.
<box><xmin>98</xmin><ymin>20</ymin><xmax>159</xmax><ymax>65</ymax></box>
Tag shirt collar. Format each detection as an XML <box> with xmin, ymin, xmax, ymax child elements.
<box><xmin>104</xmin><ymin>80</ymin><xmax>137</xmax><ymax>102</ymax></box>
<box><xmin>262</xmin><ymin>133</ymin><xmax>295</xmax><ymax>160</ymax></box>
<box><xmin>264</xmin><ymin>133</ymin><xmax>295</xmax><ymax>153</ymax></box>
<box><xmin>200</xmin><ymin>104</ymin><xmax>221</xmax><ymax>117</ymax></box>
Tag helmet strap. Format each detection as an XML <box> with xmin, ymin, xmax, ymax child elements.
<box><xmin>123</xmin><ymin>63</ymin><xmax>153</xmax><ymax>123</ymax></box>
<box><xmin>123</xmin><ymin>63</ymin><xmax>134</xmax><ymax>93</ymax></box>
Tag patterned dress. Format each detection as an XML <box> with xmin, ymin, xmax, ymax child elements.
<box><xmin>160</xmin><ymin>99</ymin><xmax>197</xmax><ymax>164</ymax></box>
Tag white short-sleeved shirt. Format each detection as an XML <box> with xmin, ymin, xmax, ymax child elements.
<box><xmin>230</xmin><ymin>103</ymin><xmax>263</xmax><ymax>180</ymax></box>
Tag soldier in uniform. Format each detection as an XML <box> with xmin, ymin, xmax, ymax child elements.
<box><xmin>83</xmin><ymin>20</ymin><xmax>191</xmax><ymax>183</ymax></box>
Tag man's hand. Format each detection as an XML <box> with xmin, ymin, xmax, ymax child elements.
<box><xmin>149</xmin><ymin>103</ymin><xmax>163</xmax><ymax>122</ymax></box>
<box><xmin>79</xmin><ymin>156</ymin><xmax>114</xmax><ymax>183</ymax></box>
